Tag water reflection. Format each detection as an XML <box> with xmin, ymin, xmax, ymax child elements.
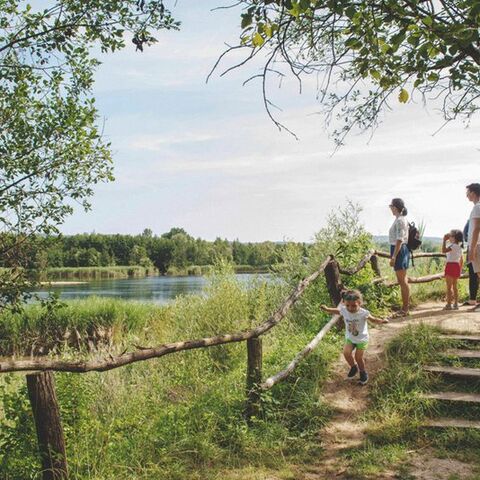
<box><xmin>34</xmin><ymin>274</ymin><xmax>270</xmax><ymax>305</ymax></box>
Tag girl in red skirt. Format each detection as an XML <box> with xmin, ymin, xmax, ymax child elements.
<box><xmin>442</xmin><ymin>229</ymin><xmax>464</xmax><ymax>310</ymax></box>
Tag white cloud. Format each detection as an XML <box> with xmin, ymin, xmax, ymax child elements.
<box><xmin>129</xmin><ymin>133</ymin><xmax>219</xmax><ymax>151</ymax></box>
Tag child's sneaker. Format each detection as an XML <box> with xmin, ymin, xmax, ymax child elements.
<box><xmin>359</xmin><ymin>370</ymin><xmax>369</xmax><ymax>385</ymax></box>
<box><xmin>347</xmin><ymin>365</ymin><xmax>358</xmax><ymax>378</ymax></box>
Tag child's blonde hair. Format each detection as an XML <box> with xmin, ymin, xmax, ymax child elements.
<box><xmin>341</xmin><ymin>289</ymin><xmax>363</xmax><ymax>303</ymax></box>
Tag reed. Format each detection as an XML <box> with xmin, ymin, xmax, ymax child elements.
<box><xmin>44</xmin><ymin>266</ymin><xmax>158</xmax><ymax>281</ymax></box>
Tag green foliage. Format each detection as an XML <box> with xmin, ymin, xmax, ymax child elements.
<box><xmin>278</xmin><ymin>201</ymin><xmax>395</xmax><ymax>316</ymax></box>
<box><xmin>1</xmin><ymin>229</ymin><xmax>300</xmax><ymax>279</ymax></box>
<box><xmin>0</xmin><ymin>297</ymin><xmax>161</xmax><ymax>356</ymax></box>
<box><xmin>0</xmin><ymin>1</ymin><xmax>179</xmax><ymax>310</ymax></box>
<box><xmin>233</xmin><ymin>0</ymin><xmax>480</xmax><ymax>143</ymax></box>
<box><xmin>365</xmin><ymin>325</ymin><xmax>441</xmax><ymax>442</ymax></box>
<box><xmin>0</xmin><ymin>378</ymin><xmax>39</xmax><ymax>478</ymax></box>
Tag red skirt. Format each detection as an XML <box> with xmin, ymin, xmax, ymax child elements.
<box><xmin>445</xmin><ymin>262</ymin><xmax>461</xmax><ymax>278</ymax></box>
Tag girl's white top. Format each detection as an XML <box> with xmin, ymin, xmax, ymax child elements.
<box><xmin>389</xmin><ymin>216</ymin><xmax>408</xmax><ymax>245</ymax></box>
<box><xmin>446</xmin><ymin>243</ymin><xmax>463</xmax><ymax>263</ymax></box>
<box><xmin>339</xmin><ymin>305</ymin><xmax>370</xmax><ymax>343</ymax></box>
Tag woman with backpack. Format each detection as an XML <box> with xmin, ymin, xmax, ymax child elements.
<box><xmin>389</xmin><ymin>198</ymin><xmax>411</xmax><ymax>317</ymax></box>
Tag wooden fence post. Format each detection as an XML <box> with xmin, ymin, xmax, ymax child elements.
<box><xmin>245</xmin><ymin>336</ymin><xmax>262</xmax><ymax>423</ymax></box>
<box><xmin>370</xmin><ymin>255</ymin><xmax>381</xmax><ymax>277</ymax></box>
<box><xmin>26</xmin><ymin>372</ymin><xmax>68</xmax><ymax>480</ymax></box>
<box><xmin>324</xmin><ymin>259</ymin><xmax>343</xmax><ymax>306</ymax></box>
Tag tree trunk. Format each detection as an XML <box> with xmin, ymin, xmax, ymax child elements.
<box><xmin>370</xmin><ymin>255</ymin><xmax>381</xmax><ymax>277</ymax></box>
<box><xmin>325</xmin><ymin>259</ymin><xmax>343</xmax><ymax>306</ymax></box>
<box><xmin>26</xmin><ymin>372</ymin><xmax>68</xmax><ymax>480</ymax></box>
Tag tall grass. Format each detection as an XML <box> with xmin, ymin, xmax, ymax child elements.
<box><xmin>165</xmin><ymin>265</ymin><xmax>269</xmax><ymax>276</ymax></box>
<box><xmin>0</xmin><ymin>267</ymin><xmax>343</xmax><ymax>480</ymax></box>
<box><xmin>45</xmin><ymin>266</ymin><xmax>158</xmax><ymax>281</ymax></box>
<box><xmin>0</xmin><ymin>297</ymin><xmax>163</xmax><ymax>356</ymax></box>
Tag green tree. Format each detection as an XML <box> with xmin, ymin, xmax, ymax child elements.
<box><xmin>129</xmin><ymin>245</ymin><xmax>154</xmax><ymax>268</ymax></box>
<box><xmin>212</xmin><ymin>237</ymin><xmax>233</xmax><ymax>263</ymax></box>
<box><xmin>0</xmin><ymin>1</ymin><xmax>178</xmax><ymax>309</ymax></box>
<box><xmin>170</xmin><ymin>232</ymin><xmax>194</xmax><ymax>269</ymax></box>
<box><xmin>150</xmin><ymin>237</ymin><xmax>174</xmax><ymax>273</ymax></box>
<box><xmin>162</xmin><ymin>227</ymin><xmax>190</xmax><ymax>239</ymax></box>
<box><xmin>229</xmin><ymin>0</ymin><xmax>480</xmax><ymax>143</ymax></box>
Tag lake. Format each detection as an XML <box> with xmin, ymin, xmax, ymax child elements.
<box><xmin>35</xmin><ymin>274</ymin><xmax>271</xmax><ymax>305</ymax></box>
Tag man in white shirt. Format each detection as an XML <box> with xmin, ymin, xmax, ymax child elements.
<box><xmin>466</xmin><ymin>183</ymin><xmax>480</xmax><ymax>311</ymax></box>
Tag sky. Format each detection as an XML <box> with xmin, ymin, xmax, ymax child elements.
<box><xmin>61</xmin><ymin>1</ymin><xmax>480</xmax><ymax>242</ymax></box>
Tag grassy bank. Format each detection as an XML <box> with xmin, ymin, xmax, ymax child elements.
<box><xmin>43</xmin><ymin>264</ymin><xmax>268</xmax><ymax>280</ymax></box>
<box><xmin>0</xmin><ymin>270</ymin><xmax>344</xmax><ymax>480</ymax></box>
<box><xmin>44</xmin><ymin>266</ymin><xmax>158</xmax><ymax>281</ymax></box>
<box><xmin>342</xmin><ymin>324</ymin><xmax>480</xmax><ymax>479</ymax></box>
<box><xmin>0</xmin><ymin>297</ymin><xmax>161</xmax><ymax>356</ymax></box>
<box><xmin>164</xmin><ymin>265</ymin><xmax>270</xmax><ymax>276</ymax></box>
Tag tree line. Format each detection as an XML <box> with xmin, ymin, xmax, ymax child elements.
<box><xmin>12</xmin><ymin>228</ymin><xmax>307</xmax><ymax>274</ymax></box>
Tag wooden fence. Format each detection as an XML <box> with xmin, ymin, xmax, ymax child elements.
<box><xmin>0</xmin><ymin>249</ymin><xmax>459</xmax><ymax>479</ymax></box>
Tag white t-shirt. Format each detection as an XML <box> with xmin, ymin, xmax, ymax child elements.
<box><xmin>468</xmin><ymin>202</ymin><xmax>480</xmax><ymax>246</ymax></box>
<box><xmin>389</xmin><ymin>216</ymin><xmax>408</xmax><ymax>245</ymax></box>
<box><xmin>446</xmin><ymin>243</ymin><xmax>462</xmax><ymax>263</ymax></box>
<box><xmin>339</xmin><ymin>304</ymin><xmax>370</xmax><ymax>343</ymax></box>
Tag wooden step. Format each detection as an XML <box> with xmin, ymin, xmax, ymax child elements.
<box><xmin>423</xmin><ymin>418</ymin><xmax>480</xmax><ymax>429</ymax></box>
<box><xmin>423</xmin><ymin>365</ymin><xmax>480</xmax><ymax>380</ymax></box>
<box><xmin>440</xmin><ymin>334</ymin><xmax>480</xmax><ymax>343</ymax></box>
<box><xmin>444</xmin><ymin>349</ymin><xmax>480</xmax><ymax>359</ymax></box>
<box><xmin>420</xmin><ymin>391</ymin><xmax>480</xmax><ymax>403</ymax></box>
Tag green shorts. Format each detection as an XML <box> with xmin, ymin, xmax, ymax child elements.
<box><xmin>345</xmin><ymin>338</ymin><xmax>369</xmax><ymax>350</ymax></box>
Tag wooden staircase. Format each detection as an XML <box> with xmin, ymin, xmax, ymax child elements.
<box><xmin>422</xmin><ymin>334</ymin><xmax>480</xmax><ymax>430</ymax></box>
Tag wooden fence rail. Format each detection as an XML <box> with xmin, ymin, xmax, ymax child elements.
<box><xmin>261</xmin><ymin>312</ymin><xmax>341</xmax><ymax>390</ymax></box>
<box><xmin>0</xmin><ymin>256</ymin><xmax>333</xmax><ymax>375</ymax></box>
<box><xmin>375</xmin><ymin>250</ymin><xmax>446</xmax><ymax>259</ymax></box>
<box><xmin>0</xmin><ymin>248</ymin><xmax>466</xmax><ymax>479</ymax></box>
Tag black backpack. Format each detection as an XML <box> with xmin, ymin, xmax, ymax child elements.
<box><xmin>407</xmin><ymin>222</ymin><xmax>422</xmax><ymax>265</ymax></box>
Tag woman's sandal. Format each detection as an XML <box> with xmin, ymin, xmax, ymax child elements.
<box><xmin>390</xmin><ymin>310</ymin><xmax>410</xmax><ymax>319</ymax></box>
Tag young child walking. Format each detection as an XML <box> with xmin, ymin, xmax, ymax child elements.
<box><xmin>442</xmin><ymin>229</ymin><xmax>464</xmax><ymax>310</ymax></box>
<box><xmin>321</xmin><ymin>290</ymin><xmax>388</xmax><ymax>385</ymax></box>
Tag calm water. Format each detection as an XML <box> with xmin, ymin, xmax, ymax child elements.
<box><xmin>35</xmin><ymin>274</ymin><xmax>270</xmax><ymax>305</ymax></box>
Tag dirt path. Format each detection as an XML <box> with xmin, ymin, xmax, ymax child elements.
<box><xmin>302</xmin><ymin>303</ymin><xmax>480</xmax><ymax>479</ymax></box>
